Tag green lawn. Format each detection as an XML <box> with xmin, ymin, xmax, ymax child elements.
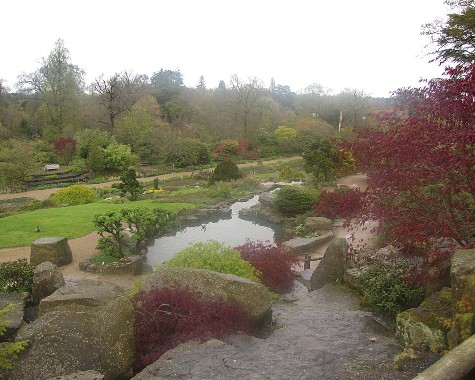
<box><xmin>0</xmin><ymin>200</ymin><xmax>194</xmax><ymax>249</ymax></box>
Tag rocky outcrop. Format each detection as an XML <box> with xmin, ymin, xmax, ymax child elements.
<box><xmin>79</xmin><ymin>255</ymin><xmax>149</xmax><ymax>276</ymax></box>
<box><xmin>258</xmin><ymin>191</ymin><xmax>276</xmax><ymax>207</ymax></box>
<box><xmin>32</xmin><ymin>261</ymin><xmax>65</xmax><ymax>304</ymax></box>
<box><xmin>449</xmin><ymin>248</ymin><xmax>475</xmax><ymax>347</ymax></box>
<box><xmin>38</xmin><ymin>279</ymin><xmax>124</xmax><ymax>316</ymax></box>
<box><xmin>396</xmin><ymin>287</ymin><xmax>452</xmax><ymax>353</ymax></box>
<box><xmin>30</xmin><ymin>237</ymin><xmax>73</xmax><ymax>267</ymax></box>
<box><xmin>0</xmin><ymin>293</ymin><xmax>26</xmax><ymax>341</ymax></box>
<box><xmin>281</xmin><ymin>232</ymin><xmax>334</xmax><ymax>255</ymax></box>
<box><xmin>310</xmin><ymin>238</ymin><xmax>349</xmax><ymax>290</ymax></box>
<box><xmin>10</xmin><ymin>280</ymin><xmax>133</xmax><ymax>380</ymax></box>
<box><xmin>141</xmin><ymin>267</ymin><xmax>272</xmax><ymax>325</ymax></box>
<box><xmin>304</xmin><ymin>217</ymin><xmax>332</xmax><ymax>233</ymax></box>
<box><xmin>343</xmin><ymin>266</ymin><xmax>370</xmax><ymax>294</ymax></box>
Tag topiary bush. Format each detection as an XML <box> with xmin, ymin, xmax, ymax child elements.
<box><xmin>50</xmin><ymin>184</ymin><xmax>97</xmax><ymax>206</ymax></box>
<box><xmin>208</xmin><ymin>160</ymin><xmax>242</xmax><ymax>185</ymax></box>
<box><xmin>0</xmin><ymin>259</ymin><xmax>34</xmax><ymax>293</ymax></box>
<box><xmin>133</xmin><ymin>287</ymin><xmax>252</xmax><ymax>372</ymax></box>
<box><xmin>360</xmin><ymin>264</ymin><xmax>424</xmax><ymax>316</ymax></box>
<box><xmin>235</xmin><ymin>241</ymin><xmax>298</xmax><ymax>294</ymax></box>
<box><xmin>163</xmin><ymin>240</ymin><xmax>260</xmax><ymax>283</ymax></box>
<box><xmin>274</xmin><ymin>186</ymin><xmax>318</xmax><ymax>216</ymax></box>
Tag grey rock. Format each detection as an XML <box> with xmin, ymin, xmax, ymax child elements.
<box><xmin>343</xmin><ymin>266</ymin><xmax>371</xmax><ymax>294</ymax></box>
<box><xmin>39</xmin><ymin>279</ymin><xmax>124</xmax><ymax>316</ymax></box>
<box><xmin>30</xmin><ymin>237</ymin><xmax>73</xmax><ymax>267</ymax></box>
<box><xmin>49</xmin><ymin>370</ymin><xmax>105</xmax><ymax>380</ymax></box>
<box><xmin>304</xmin><ymin>217</ymin><xmax>333</xmax><ymax>233</ymax></box>
<box><xmin>10</xmin><ymin>294</ymin><xmax>133</xmax><ymax>380</ymax></box>
<box><xmin>310</xmin><ymin>238</ymin><xmax>349</xmax><ymax>290</ymax></box>
<box><xmin>32</xmin><ymin>261</ymin><xmax>65</xmax><ymax>304</ymax></box>
<box><xmin>258</xmin><ymin>191</ymin><xmax>276</xmax><ymax>207</ymax></box>
<box><xmin>0</xmin><ymin>293</ymin><xmax>26</xmax><ymax>341</ymax></box>
<box><xmin>141</xmin><ymin>267</ymin><xmax>272</xmax><ymax>325</ymax></box>
<box><xmin>281</xmin><ymin>232</ymin><xmax>334</xmax><ymax>255</ymax></box>
<box><xmin>79</xmin><ymin>255</ymin><xmax>146</xmax><ymax>276</ymax></box>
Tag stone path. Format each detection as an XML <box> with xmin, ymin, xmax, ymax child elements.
<box><xmin>133</xmin><ymin>282</ymin><xmax>435</xmax><ymax>380</ymax></box>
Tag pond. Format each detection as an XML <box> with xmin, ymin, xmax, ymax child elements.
<box><xmin>146</xmin><ymin>194</ymin><xmax>282</xmax><ymax>265</ymax></box>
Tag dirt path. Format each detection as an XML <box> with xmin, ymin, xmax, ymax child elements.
<box><xmin>0</xmin><ymin>156</ymin><xmax>301</xmax><ymax>202</ymax></box>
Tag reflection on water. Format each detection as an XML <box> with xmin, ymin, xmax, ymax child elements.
<box><xmin>147</xmin><ymin>195</ymin><xmax>281</xmax><ymax>265</ymax></box>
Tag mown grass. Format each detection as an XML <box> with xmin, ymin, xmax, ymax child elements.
<box><xmin>0</xmin><ymin>200</ymin><xmax>194</xmax><ymax>249</ymax></box>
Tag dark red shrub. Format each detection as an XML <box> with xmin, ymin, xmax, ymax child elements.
<box><xmin>314</xmin><ymin>188</ymin><xmax>364</xmax><ymax>219</ymax></box>
<box><xmin>235</xmin><ymin>241</ymin><xmax>298</xmax><ymax>293</ymax></box>
<box><xmin>213</xmin><ymin>145</ymin><xmax>226</xmax><ymax>156</ymax></box>
<box><xmin>132</xmin><ymin>287</ymin><xmax>252</xmax><ymax>372</ymax></box>
<box><xmin>51</xmin><ymin>137</ymin><xmax>76</xmax><ymax>165</ymax></box>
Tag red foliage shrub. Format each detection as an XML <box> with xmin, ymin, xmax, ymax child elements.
<box><xmin>132</xmin><ymin>287</ymin><xmax>252</xmax><ymax>372</ymax></box>
<box><xmin>213</xmin><ymin>145</ymin><xmax>226</xmax><ymax>156</ymax></box>
<box><xmin>235</xmin><ymin>241</ymin><xmax>298</xmax><ymax>293</ymax></box>
<box><xmin>314</xmin><ymin>188</ymin><xmax>364</xmax><ymax>220</ymax></box>
<box><xmin>51</xmin><ymin>137</ymin><xmax>76</xmax><ymax>164</ymax></box>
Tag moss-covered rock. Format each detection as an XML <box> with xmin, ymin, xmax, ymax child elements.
<box><xmin>396</xmin><ymin>287</ymin><xmax>452</xmax><ymax>353</ymax></box>
<box><xmin>141</xmin><ymin>267</ymin><xmax>272</xmax><ymax>325</ymax></box>
<box><xmin>450</xmin><ymin>248</ymin><xmax>475</xmax><ymax>347</ymax></box>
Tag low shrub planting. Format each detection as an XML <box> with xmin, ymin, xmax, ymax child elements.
<box><xmin>274</xmin><ymin>186</ymin><xmax>318</xmax><ymax>216</ymax></box>
<box><xmin>163</xmin><ymin>240</ymin><xmax>260</xmax><ymax>283</ymax></box>
<box><xmin>133</xmin><ymin>287</ymin><xmax>252</xmax><ymax>371</ymax></box>
<box><xmin>50</xmin><ymin>184</ymin><xmax>97</xmax><ymax>206</ymax></box>
<box><xmin>206</xmin><ymin>182</ymin><xmax>233</xmax><ymax>199</ymax></box>
<box><xmin>313</xmin><ymin>188</ymin><xmax>364</xmax><ymax>219</ymax></box>
<box><xmin>360</xmin><ymin>264</ymin><xmax>424</xmax><ymax>316</ymax></box>
<box><xmin>0</xmin><ymin>259</ymin><xmax>34</xmax><ymax>293</ymax></box>
<box><xmin>235</xmin><ymin>241</ymin><xmax>298</xmax><ymax>294</ymax></box>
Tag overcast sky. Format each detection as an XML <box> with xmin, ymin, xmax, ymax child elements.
<box><xmin>2</xmin><ymin>0</ymin><xmax>450</xmax><ymax>97</ymax></box>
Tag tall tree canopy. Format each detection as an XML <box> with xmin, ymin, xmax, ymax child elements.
<box><xmin>16</xmin><ymin>39</ymin><xmax>85</xmax><ymax>140</ymax></box>
<box><xmin>423</xmin><ymin>0</ymin><xmax>475</xmax><ymax>64</ymax></box>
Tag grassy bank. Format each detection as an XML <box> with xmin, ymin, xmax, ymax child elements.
<box><xmin>0</xmin><ymin>201</ymin><xmax>193</xmax><ymax>249</ymax></box>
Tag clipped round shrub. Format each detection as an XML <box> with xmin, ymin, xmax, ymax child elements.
<box><xmin>360</xmin><ymin>264</ymin><xmax>424</xmax><ymax>316</ymax></box>
<box><xmin>163</xmin><ymin>240</ymin><xmax>260</xmax><ymax>283</ymax></box>
<box><xmin>50</xmin><ymin>184</ymin><xmax>96</xmax><ymax>206</ymax></box>
<box><xmin>274</xmin><ymin>186</ymin><xmax>318</xmax><ymax>216</ymax></box>
<box><xmin>133</xmin><ymin>287</ymin><xmax>252</xmax><ymax>372</ymax></box>
<box><xmin>236</xmin><ymin>241</ymin><xmax>298</xmax><ymax>294</ymax></box>
<box><xmin>0</xmin><ymin>259</ymin><xmax>34</xmax><ymax>293</ymax></box>
<box><xmin>208</xmin><ymin>160</ymin><xmax>242</xmax><ymax>185</ymax></box>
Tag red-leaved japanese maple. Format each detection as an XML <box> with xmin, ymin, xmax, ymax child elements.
<box><xmin>235</xmin><ymin>241</ymin><xmax>298</xmax><ymax>294</ymax></box>
<box><xmin>349</xmin><ymin>64</ymin><xmax>475</xmax><ymax>252</ymax></box>
<box><xmin>133</xmin><ymin>287</ymin><xmax>252</xmax><ymax>372</ymax></box>
<box><xmin>51</xmin><ymin>137</ymin><xmax>76</xmax><ymax>165</ymax></box>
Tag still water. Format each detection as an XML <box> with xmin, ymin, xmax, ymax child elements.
<box><xmin>147</xmin><ymin>195</ymin><xmax>281</xmax><ymax>265</ymax></box>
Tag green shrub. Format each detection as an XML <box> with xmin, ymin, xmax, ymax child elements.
<box><xmin>209</xmin><ymin>160</ymin><xmax>242</xmax><ymax>185</ymax></box>
<box><xmin>50</xmin><ymin>184</ymin><xmax>96</xmax><ymax>206</ymax></box>
<box><xmin>0</xmin><ymin>304</ymin><xmax>28</xmax><ymax>376</ymax></box>
<box><xmin>163</xmin><ymin>240</ymin><xmax>260</xmax><ymax>282</ymax></box>
<box><xmin>90</xmin><ymin>253</ymin><xmax>120</xmax><ymax>265</ymax></box>
<box><xmin>0</xmin><ymin>259</ymin><xmax>34</xmax><ymax>293</ymax></box>
<box><xmin>19</xmin><ymin>199</ymin><xmax>45</xmax><ymax>212</ymax></box>
<box><xmin>274</xmin><ymin>186</ymin><xmax>319</xmax><ymax>216</ymax></box>
<box><xmin>207</xmin><ymin>182</ymin><xmax>233</xmax><ymax>199</ymax></box>
<box><xmin>360</xmin><ymin>264</ymin><xmax>424</xmax><ymax>316</ymax></box>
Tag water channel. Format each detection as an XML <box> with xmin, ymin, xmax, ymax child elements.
<box><xmin>147</xmin><ymin>194</ymin><xmax>282</xmax><ymax>266</ymax></box>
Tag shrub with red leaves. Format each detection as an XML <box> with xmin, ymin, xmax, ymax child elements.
<box><xmin>314</xmin><ymin>188</ymin><xmax>364</xmax><ymax>220</ymax></box>
<box><xmin>51</xmin><ymin>137</ymin><xmax>76</xmax><ymax>165</ymax></box>
<box><xmin>235</xmin><ymin>241</ymin><xmax>298</xmax><ymax>293</ymax></box>
<box><xmin>132</xmin><ymin>287</ymin><xmax>252</xmax><ymax>372</ymax></box>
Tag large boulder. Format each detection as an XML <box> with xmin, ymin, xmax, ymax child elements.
<box><xmin>304</xmin><ymin>217</ymin><xmax>332</xmax><ymax>233</ymax></box>
<box><xmin>141</xmin><ymin>267</ymin><xmax>272</xmax><ymax>325</ymax></box>
<box><xmin>30</xmin><ymin>237</ymin><xmax>73</xmax><ymax>267</ymax></box>
<box><xmin>450</xmin><ymin>248</ymin><xmax>475</xmax><ymax>347</ymax></box>
<box><xmin>10</xmin><ymin>281</ymin><xmax>133</xmax><ymax>380</ymax></box>
<box><xmin>258</xmin><ymin>191</ymin><xmax>276</xmax><ymax>207</ymax></box>
<box><xmin>50</xmin><ymin>371</ymin><xmax>105</xmax><ymax>380</ymax></box>
<box><xmin>32</xmin><ymin>261</ymin><xmax>65</xmax><ymax>304</ymax></box>
<box><xmin>281</xmin><ymin>232</ymin><xmax>334</xmax><ymax>255</ymax></box>
<box><xmin>79</xmin><ymin>255</ymin><xmax>149</xmax><ymax>276</ymax></box>
<box><xmin>310</xmin><ymin>238</ymin><xmax>349</xmax><ymax>290</ymax></box>
<box><xmin>39</xmin><ymin>279</ymin><xmax>124</xmax><ymax>316</ymax></box>
<box><xmin>396</xmin><ymin>287</ymin><xmax>452</xmax><ymax>353</ymax></box>
<box><xmin>0</xmin><ymin>293</ymin><xmax>26</xmax><ymax>341</ymax></box>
